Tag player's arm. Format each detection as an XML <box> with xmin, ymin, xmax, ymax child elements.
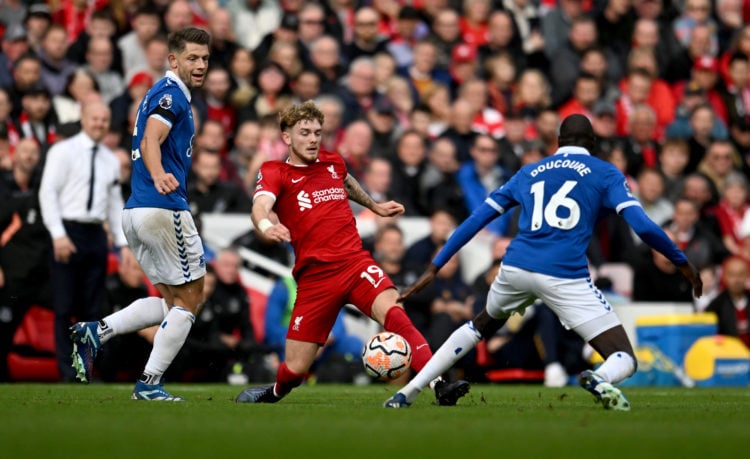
<box><xmin>140</xmin><ymin>117</ymin><xmax>179</xmax><ymax>195</ymax></box>
<box><xmin>343</xmin><ymin>173</ymin><xmax>404</xmax><ymax>217</ymax></box>
<box><xmin>399</xmin><ymin>202</ymin><xmax>500</xmax><ymax>302</ymax></box>
<box><xmin>621</xmin><ymin>205</ymin><xmax>703</xmax><ymax>297</ymax></box>
<box><xmin>251</xmin><ymin>194</ymin><xmax>290</xmax><ymax>243</ymax></box>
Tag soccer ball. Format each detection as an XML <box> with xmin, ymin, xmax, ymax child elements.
<box><xmin>362</xmin><ymin>332</ymin><xmax>412</xmax><ymax>380</ymax></box>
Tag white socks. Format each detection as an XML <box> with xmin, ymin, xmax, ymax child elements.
<box><xmin>594</xmin><ymin>351</ymin><xmax>636</xmax><ymax>385</ymax></box>
<box><xmin>400</xmin><ymin>321</ymin><xmax>482</xmax><ymax>403</ymax></box>
<box><xmin>143</xmin><ymin>306</ymin><xmax>195</xmax><ymax>382</ymax></box>
<box><xmin>99</xmin><ymin>297</ymin><xmax>169</xmax><ymax>344</ymax></box>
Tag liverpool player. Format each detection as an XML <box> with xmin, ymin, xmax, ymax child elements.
<box><xmin>236</xmin><ymin>101</ymin><xmax>468</xmax><ymax>404</ymax></box>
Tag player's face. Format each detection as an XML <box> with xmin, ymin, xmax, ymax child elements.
<box><xmin>284</xmin><ymin>119</ymin><xmax>322</xmax><ymax>165</ymax></box>
<box><xmin>171</xmin><ymin>42</ymin><xmax>210</xmax><ymax>89</ymax></box>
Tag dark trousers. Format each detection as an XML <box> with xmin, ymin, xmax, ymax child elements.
<box><xmin>51</xmin><ymin>222</ymin><xmax>108</xmax><ymax>381</ymax></box>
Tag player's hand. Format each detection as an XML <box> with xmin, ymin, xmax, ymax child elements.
<box><xmin>53</xmin><ymin>235</ymin><xmax>77</xmax><ymax>263</ymax></box>
<box><xmin>398</xmin><ymin>264</ymin><xmax>438</xmax><ymax>302</ymax></box>
<box><xmin>259</xmin><ymin>222</ymin><xmax>292</xmax><ymax>243</ymax></box>
<box><xmin>153</xmin><ymin>172</ymin><xmax>179</xmax><ymax>195</ymax></box>
<box><xmin>678</xmin><ymin>261</ymin><xmax>703</xmax><ymax>298</ymax></box>
<box><xmin>373</xmin><ymin>201</ymin><xmax>405</xmax><ymax>218</ymax></box>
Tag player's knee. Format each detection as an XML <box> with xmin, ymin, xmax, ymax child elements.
<box><xmin>474</xmin><ymin>310</ymin><xmax>508</xmax><ymax>339</ymax></box>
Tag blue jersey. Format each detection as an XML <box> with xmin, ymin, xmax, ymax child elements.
<box><xmin>435</xmin><ymin>146</ymin><xmax>669</xmax><ymax>279</ymax></box>
<box><xmin>490</xmin><ymin>147</ymin><xmax>639</xmax><ymax>278</ymax></box>
<box><xmin>125</xmin><ymin>71</ymin><xmax>194</xmax><ymax>210</ymax></box>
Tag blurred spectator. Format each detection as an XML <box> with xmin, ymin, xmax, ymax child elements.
<box><xmin>66</xmin><ymin>9</ymin><xmax>123</xmax><ymax>75</ymax></box>
<box><xmin>398</xmin><ymin>40</ymin><xmax>451</xmax><ymax>104</ymax></box>
<box><xmin>229</xmin><ymin>120</ymin><xmax>263</xmax><ymax>193</ymax></box>
<box><xmin>698</xmin><ymin>139</ymin><xmax>741</xmax><ymax>192</ymax></box>
<box><xmin>1</xmin><ymin>24</ymin><xmax>30</xmax><ymax>84</ymax></box>
<box><xmin>373</xmin><ymin>52</ymin><xmax>398</xmax><ymax>94</ymax></box>
<box><xmin>207</xmin><ymin>7</ymin><xmax>240</xmax><ymax>70</ymax></box>
<box><xmin>659</xmin><ymin>138</ymin><xmax>691</xmax><ymax>201</ymax></box>
<box><xmin>705</xmin><ymin>256</ymin><xmax>750</xmax><ymax>347</ymax></box>
<box><xmin>387</xmin><ymin>5</ymin><xmax>428</xmax><ymax>68</ymax></box>
<box><xmin>730</xmin><ymin>117</ymin><xmax>750</xmax><ymax>175</ymax></box>
<box><xmin>267</xmin><ymin>40</ymin><xmax>303</xmax><ymax>81</ymax></box>
<box><xmin>631</xmin><ymin>18</ymin><xmax>673</xmax><ymax>81</ymax></box>
<box><xmin>714</xmin><ymin>172</ymin><xmax>749</xmax><ymax>256</ymax></box>
<box><xmin>188</xmin><ymin>150</ymin><xmax>252</xmax><ymax>215</ymax></box>
<box><xmin>668</xmin><ymin>197</ymin><xmax>729</xmax><ymax>269</ymax></box>
<box><xmin>667</xmin><ymin>84</ymin><xmax>729</xmax><ymax>141</ymax></box>
<box><xmin>308</xmin><ymin>35</ymin><xmax>344</xmax><ymax>89</ymax></box>
<box><xmin>479</xmin><ymin>11</ymin><xmax>525</xmax><ymax>75</ymax></box>
<box><xmin>457</xmin><ymin>134</ymin><xmax>508</xmax><ymax>235</ymax></box>
<box><xmin>38</xmin><ymin>24</ymin><xmax>77</xmax><ymax>97</ymax></box>
<box><xmin>297</xmin><ymin>3</ymin><xmax>330</xmax><ymax>65</ymax></box>
<box><xmin>85</xmin><ymin>36</ymin><xmax>125</xmax><ymax>105</ymax></box>
<box><xmin>336</xmin><ymin>56</ymin><xmax>378</xmax><ymax>125</ymax></box>
<box><xmin>423</xmin><ymin>83</ymin><xmax>453</xmax><ymax>140</ymax></box>
<box><xmin>237</xmin><ymin>61</ymin><xmax>292</xmax><ymax>123</ymax></box>
<box><xmin>675</xmin><ymin>56</ymin><xmax>728</xmax><ymax>124</ymax></box>
<box><xmin>7</xmin><ymin>53</ymin><xmax>42</xmax><ymax>118</ymax></box>
<box><xmin>227</xmin><ymin>0</ymin><xmax>282</xmax><ymax>52</ymax></box>
<box><xmin>419</xmin><ymin>138</ymin><xmax>466</xmax><ymax>221</ymax></box>
<box><xmin>512</xmin><ymin>68</ymin><xmax>551</xmax><ymax>119</ymax></box>
<box><xmin>252</xmin><ymin>12</ymin><xmax>300</xmax><ymax>70</ymax></box>
<box><xmin>316</xmin><ymin>94</ymin><xmax>345</xmax><ymax>153</ymax></box>
<box><xmin>534</xmin><ymin>108</ymin><xmax>560</xmax><ymax>156</ymax></box>
<box><xmin>459</xmin><ymin>77</ymin><xmax>503</xmax><ymax>140</ymax></box>
<box><xmin>449</xmin><ymin>43</ymin><xmax>480</xmax><ymax>92</ymax></box>
<box><xmin>557</xmin><ymin>72</ymin><xmax>602</xmax><ymax>120</ymax></box>
<box><xmin>13</xmin><ymin>84</ymin><xmax>58</xmax><ymax>156</ymax></box>
<box><xmin>351</xmin><ymin>157</ymin><xmax>393</xmax><ymax>217</ymax></box>
<box><xmin>619</xmin><ymin>104</ymin><xmax>660</xmax><ymax>177</ymax></box>
<box><xmin>163</xmin><ymin>0</ymin><xmax>198</xmax><ymax>34</ymax></box>
<box><xmin>636</xmin><ymin>167</ymin><xmax>675</xmax><ymax>228</ymax></box>
<box><xmin>718</xmin><ymin>24</ymin><xmax>750</xmax><ymax>83</ymax></box>
<box><xmin>541</xmin><ymin>0</ymin><xmax>585</xmax><ymax>61</ymax></box>
<box><xmin>673</xmin><ymin>0</ymin><xmax>719</xmax><ymax>56</ymax></box>
<box><xmin>667</xmin><ymin>24</ymin><xmax>716</xmax><ymax>82</ymax></box>
<box><xmin>228</xmin><ymin>47</ymin><xmax>257</xmax><ymax>107</ymax></box>
<box><xmin>500</xmin><ymin>0</ymin><xmax>546</xmax><ymax>68</ymax></box>
<box><xmin>404</xmin><ymin>207</ymin><xmax>457</xmax><ymax>271</ymax></box>
<box><xmin>681</xmin><ymin>172</ymin><xmax>723</xmax><ymax>235</ymax></box>
<box><xmin>344</xmin><ymin>6</ymin><xmax>389</xmax><ymax>63</ymax></box>
<box><xmin>24</xmin><ymin>4</ymin><xmax>53</xmax><ymax>54</ymax></box>
<box><xmin>388</xmin><ymin>129</ymin><xmax>429</xmax><ymax>216</ymax></box>
<box><xmin>381</xmin><ymin>76</ymin><xmax>413</xmax><ymax>133</ymax></box>
<box><xmin>719</xmin><ymin>52</ymin><xmax>750</xmax><ymax>128</ymax></box>
<box><xmin>129</xmin><ymin>34</ymin><xmax>169</xmax><ymax>85</ymax></box>
<box><xmin>591</xmin><ymin>100</ymin><xmax>620</xmax><ymax>157</ymax></box>
<box><xmin>54</xmin><ymin>68</ymin><xmax>102</xmax><ymax>126</ymax></box>
<box><xmin>0</xmin><ymin>138</ymin><xmax>50</xmax><ymax>382</ymax></box>
<box><xmin>425</xmin><ymin>8</ymin><xmax>462</xmax><ymax>71</ymax></box>
<box><xmin>338</xmin><ymin>119</ymin><xmax>373</xmax><ymax>181</ymax></box>
<box><xmin>195</xmin><ymin>67</ymin><xmax>236</xmax><ymax>137</ymax></box>
<box><xmin>549</xmin><ymin>15</ymin><xmax>607</xmax><ymax>107</ymax></box>
<box><xmin>459</xmin><ymin>0</ymin><xmax>490</xmax><ymax>47</ymax></box>
<box><xmin>622</xmin><ymin>47</ymin><xmax>676</xmax><ymax>137</ymax></box>
<box><xmin>116</xmin><ymin>5</ymin><xmax>161</xmax><ymax>78</ymax></box>
<box><xmin>633</xmin><ymin>229</ymin><xmax>697</xmax><ymax>302</ymax></box>
<box><xmin>484</xmin><ymin>52</ymin><xmax>517</xmax><ymax>116</ymax></box>
<box><xmin>366</xmin><ymin>96</ymin><xmax>400</xmax><ymax>159</ymax></box>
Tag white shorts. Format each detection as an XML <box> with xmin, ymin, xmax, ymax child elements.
<box><xmin>122</xmin><ymin>208</ymin><xmax>206</xmax><ymax>286</ymax></box>
<box><xmin>487</xmin><ymin>265</ymin><xmax>621</xmax><ymax>342</ymax></box>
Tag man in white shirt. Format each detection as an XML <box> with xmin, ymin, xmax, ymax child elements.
<box><xmin>38</xmin><ymin>101</ymin><xmax>131</xmax><ymax>381</ymax></box>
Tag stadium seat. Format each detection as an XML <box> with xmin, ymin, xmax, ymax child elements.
<box><xmin>7</xmin><ymin>305</ymin><xmax>60</xmax><ymax>382</ymax></box>
<box><xmin>476</xmin><ymin>341</ymin><xmax>546</xmax><ymax>383</ymax></box>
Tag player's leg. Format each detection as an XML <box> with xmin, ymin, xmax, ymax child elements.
<box><xmin>536</xmin><ymin>273</ymin><xmax>634</xmax><ymax>411</ymax></box>
<box><xmin>385</xmin><ymin>267</ymin><xmax>532</xmax><ymax>407</ymax></box>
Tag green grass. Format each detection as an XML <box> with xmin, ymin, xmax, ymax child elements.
<box><xmin>1</xmin><ymin>383</ymin><xmax>748</xmax><ymax>459</ymax></box>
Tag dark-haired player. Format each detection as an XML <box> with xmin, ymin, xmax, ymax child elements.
<box><xmin>385</xmin><ymin>114</ymin><xmax>703</xmax><ymax>410</ymax></box>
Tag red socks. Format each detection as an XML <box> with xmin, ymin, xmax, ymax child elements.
<box><xmin>384</xmin><ymin>306</ymin><xmax>432</xmax><ymax>372</ymax></box>
<box><xmin>274</xmin><ymin>362</ymin><xmax>306</xmax><ymax>397</ymax></box>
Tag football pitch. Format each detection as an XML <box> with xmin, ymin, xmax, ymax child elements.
<box><xmin>1</xmin><ymin>383</ymin><xmax>748</xmax><ymax>459</ymax></box>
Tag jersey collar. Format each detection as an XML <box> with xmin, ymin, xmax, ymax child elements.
<box><xmin>165</xmin><ymin>70</ymin><xmax>191</xmax><ymax>102</ymax></box>
<box><xmin>555</xmin><ymin>146</ymin><xmax>591</xmax><ymax>156</ymax></box>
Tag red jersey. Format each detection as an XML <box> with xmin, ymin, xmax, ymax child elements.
<box><xmin>254</xmin><ymin>150</ymin><xmax>365</xmax><ymax>275</ymax></box>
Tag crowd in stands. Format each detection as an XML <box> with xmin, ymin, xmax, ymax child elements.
<box><xmin>1</xmin><ymin>0</ymin><xmax>750</xmax><ymax>384</ymax></box>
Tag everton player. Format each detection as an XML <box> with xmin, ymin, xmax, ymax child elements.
<box><xmin>385</xmin><ymin>114</ymin><xmax>703</xmax><ymax>410</ymax></box>
<box><xmin>69</xmin><ymin>28</ymin><xmax>211</xmax><ymax>401</ymax></box>
<box><xmin>236</xmin><ymin>101</ymin><xmax>468</xmax><ymax>404</ymax></box>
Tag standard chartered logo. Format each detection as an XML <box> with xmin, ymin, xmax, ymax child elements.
<box><xmin>297</xmin><ymin>191</ymin><xmax>312</xmax><ymax>211</ymax></box>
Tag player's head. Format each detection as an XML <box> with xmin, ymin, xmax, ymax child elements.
<box><xmin>167</xmin><ymin>27</ymin><xmax>211</xmax><ymax>89</ymax></box>
<box><xmin>278</xmin><ymin>100</ymin><xmax>325</xmax><ymax>164</ymax></box>
<box><xmin>558</xmin><ymin>113</ymin><xmax>596</xmax><ymax>152</ymax></box>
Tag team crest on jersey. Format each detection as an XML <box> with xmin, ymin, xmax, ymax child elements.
<box><xmin>159</xmin><ymin>93</ymin><xmax>173</xmax><ymax>110</ymax></box>
<box><xmin>292</xmin><ymin>315</ymin><xmax>303</xmax><ymax>331</ymax></box>
<box><xmin>623</xmin><ymin>179</ymin><xmax>634</xmax><ymax>198</ymax></box>
<box><xmin>327</xmin><ymin>164</ymin><xmax>339</xmax><ymax>179</ymax></box>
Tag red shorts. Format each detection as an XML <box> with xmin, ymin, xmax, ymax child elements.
<box><xmin>287</xmin><ymin>253</ymin><xmax>395</xmax><ymax>344</ymax></box>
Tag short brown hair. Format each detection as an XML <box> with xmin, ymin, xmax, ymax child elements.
<box><xmin>168</xmin><ymin>27</ymin><xmax>211</xmax><ymax>54</ymax></box>
<box><xmin>278</xmin><ymin>100</ymin><xmax>325</xmax><ymax>132</ymax></box>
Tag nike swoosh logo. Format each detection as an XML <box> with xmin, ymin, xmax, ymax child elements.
<box><xmin>416</xmin><ymin>344</ymin><xmax>429</xmax><ymax>350</ymax></box>
<box><xmin>291</xmin><ymin>177</ymin><xmax>304</xmax><ymax>183</ymax></box>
